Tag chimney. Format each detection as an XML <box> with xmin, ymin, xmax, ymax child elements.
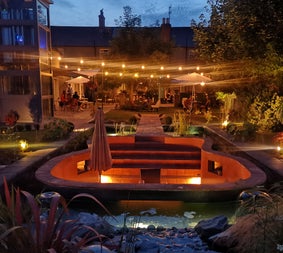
<box><xmin>161</xmin><ymin>17</ymin><xmax>171</xmax><ymax>42</ymax></box>
<box><xmin>99</xmin><ymin>9</ymin><xmax>105</xmax><ymax>28</ymax></box>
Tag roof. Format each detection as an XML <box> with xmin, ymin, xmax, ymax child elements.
<box><xmin>51</xmin><ymin>26</ymin><xmax>115</xmax><ymax>47</ymax></box>
<box><xmin>171</xmin><ymin>27</ymin><xmax>195</xmax><ymax>47</ymax></box>
<box><xmin>51</xmin><ymin>26</ymin><xmax>195</xmax><ymax>48</ymax></box>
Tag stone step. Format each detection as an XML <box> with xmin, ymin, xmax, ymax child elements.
<box><xmin>110</xmin><ymin>143</ymin><xmax>201</xmax><ymax>152</ymax></box>
<box><xmin>111</xmin><ymin>158</ymin><xmax>201</xmax><ymax>169</ymax></box>
<box><xmin>135</xmin><ymin>135</ymin><xmax>165</xmax><ymax>143</ymax></box>
<box><xmin>111</xmin><ymin>150</ymin><xmax>201</xmax><ymax>160</ymax></box>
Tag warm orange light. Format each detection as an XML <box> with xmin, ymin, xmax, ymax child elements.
<box><xmin>222</xmin><ymin>120</ymin><xmax>229</xmax><ymax>128</ymax></box>
<box><xmin>101</xmin><ymin>175</ymin><xmax>112</xmax><ymax>183</ymax></box>
<box><xmin>187</xmin><ymin>177</ymin><xmax>201</xmax><ymax>184</ymax></box>
<box><xmin>19</xmin><ymin>140</ymin><xmax>28</xmax><ymax>152</ymax></box>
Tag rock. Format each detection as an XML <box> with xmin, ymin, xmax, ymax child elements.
<box><xmin>156</xmin><ymin>225</ymin><xmax>165</xmax><ymax>231</ymax></box>
<box><xmin>74</xmin><ymin>212</ymin><xmax>116</xmax><ymax>239</ymax></box>
<box><xmin>147</xmin><ymin>224</ymin><xmax>156</xmax><ymax>231</ymax></box>
<box><xmin>140</xmin><ymin>207</ymin><xmax>157</xmax><ymax>215</ymax></box>
<box><xmin>79</xmin><ymin>245</ymin><xmax>114</xmax><ymax>253</ymax></box>
<box><xmin>184</xmin><ymin>211</ymin><xmax>196</xmax><ymax>219</ymax></box>
<box><xmin>209</xmin><ymin>214</ymin><xmax>261</xmax><ymax>253</ymax></box>
<box><xmin>194</xmin><ymin>215</ymin><xmax>229</xmax><ymax>241</ymax></box>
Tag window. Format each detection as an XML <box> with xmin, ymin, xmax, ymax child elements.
<box><xmin>0</xmin><ymin>26</ymin><xmax>35</xmax><ymax>46</ymax></box>
<box><xmin>37</xmin><ymin>2</ymin><xmax>48</xmax><ymax>26</ymax></box>
<box><xmin>23</xmin><ymin>8</ymin><xmax>34</xmax><ymax>21</ymax></box>
<box><xmin>208</xmin><ymin>160</ymin><xmax>223</xmax><ymax>176</ymax></box>
<box><xmin>99</xmin><ymin>48</ymin><xmax>110</xmax><ymax>57</ymax></box>
<box><xmin>39</xmin><ymin>27</ymin><xmax>48</xmax><ymax>49</ymax></box>
<box><xmin>41</xmin><ymin>75</ymin><xmax>52</xmax><ymax>95</ymax></box>
<box><xmin>8</xmin><ymin>76</ymin><xmax>30</xmax><ymax>95</ymax></box>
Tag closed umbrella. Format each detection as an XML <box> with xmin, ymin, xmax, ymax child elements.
<box><xmin>89</xmin><ymin>108</ymin><xmax>112</xmax><ymax>182</ymax></box>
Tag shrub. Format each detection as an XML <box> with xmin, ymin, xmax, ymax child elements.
<box><xmin>234</xmin><ymin>185</ymin><xmax>283</xmax><ymax>253</ymax></box>
<box><xmin>5</xmin><ymin>110</ymin><xmax>19</xmax><ymax>127</ymax></box>
<box><xmin>61</xmin><ymin>129</ymin><xmax>91</xmax><ymax>153</ymax></box>
<box><xmin>0</xmin><ymin>178</ymin><xmax>112</xmax><ymax>253</ymax></box>
<box><xmin>41</xmin><ymin>118</ymin><xmax>74</xmax><ymax>141</ymax></box>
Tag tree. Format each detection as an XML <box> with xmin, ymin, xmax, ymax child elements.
<box><xmin>114</xmin><ymin>5</ymin><xmax>141</xmax><ymax>28</ymax></box>
<box><xmin>193</xmin><ymin>0</ymin><xmax>283</xmax><ymax>62</ymax></box>
<box><xmin>192</xmin><ymin>0</ymin><xmax>283</xmax><ymax>125</ymax></box>
<box><xmin>111</xmin><ymin>6</ymin><xmax>173</xmax><ymax>60</ymax></box>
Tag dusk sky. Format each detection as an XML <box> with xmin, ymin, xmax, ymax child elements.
<box><xmin>50</xmin><ymin>0</ymin><xmax>209</xmax><ymax>27</ymax></box>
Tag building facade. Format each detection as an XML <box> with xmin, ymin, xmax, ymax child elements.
<box><xmin>0</xmin><ymin>0</ymin><xmax>53</xmax><ymax>127</ymax></box>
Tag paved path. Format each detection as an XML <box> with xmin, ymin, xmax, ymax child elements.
<box><xmin>53</xmin><ymin>103</ymin><xmax>115</xmax><ymax>130</ymax></box>
<box><xmin>136</xmin><ymin>114</ymin><xmax>164</xmax><ymax>136</ymax></box>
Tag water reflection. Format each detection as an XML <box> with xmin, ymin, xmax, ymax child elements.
<box><xmin>71</xmin><ymin>200</ymin><xmax>239</xmax><ymax>228</ymax></box>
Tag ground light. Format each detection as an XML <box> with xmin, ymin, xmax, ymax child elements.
<box><xmin>222</xmin><ymin>120</ymin><xmax>229</xmax><ymax>128</ymax></box>
<box><xmin>99</xmin><ymin>174</ymin><xmax>201</xmax><ymax>185</ymax></box>
<box><xmin>187</xmin><ymin>177</ymin><xmax>201</xmax><ymax>185</ymax></box>
<box><xmin>19</xmin><ymin>139</ymin><xmax>28</xmax><ymax>152</ymax></box>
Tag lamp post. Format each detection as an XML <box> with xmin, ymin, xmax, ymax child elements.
<box><xmin>158</xmin><ymin>66</ymin><xmax>164</xmax><ymax>101</ymax></box>
<box><xmin>101</xmin><ymin>62</ymin><xmax>105</xmax><ymax>108</ymax></box>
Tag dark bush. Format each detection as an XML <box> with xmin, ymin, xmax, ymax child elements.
<box><xmin>41</xmin><ymin>118</ymin><xmax>74</xmax><ymax>141</ymax></box>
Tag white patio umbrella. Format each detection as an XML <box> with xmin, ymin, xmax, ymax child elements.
<box><xmin>89</xmin><ymin>108</ymin><xmax>112</xmax><ymax>182</ymax></box>
<box><xmin>172</xmin><ymin>72</ymin><xmax>212</xmax><ymax>86</ymax></box>
<box><xmin>172</xmin><ymin>72</ymin><xmax>212</xmax><ymax>95</ymax></box>
<box><xmin>172</xmin><ymin>72</ymin><xmax>212</xmax><ymax>111</ymax></box>
<box><xmin>66</xmin><ymin>76</ymin><xmax>90</xmax><ymax>98</ymax></box>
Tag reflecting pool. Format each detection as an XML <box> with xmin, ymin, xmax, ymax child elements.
<box><xmin>70</xmin><ymin>200</ymin><xmax>239</xmax><ymax>229</ymax></box>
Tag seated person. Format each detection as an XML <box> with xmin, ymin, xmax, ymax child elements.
<box><xmin>72</xmin><ymin>91</ymin><xmax>82</xmax><ymax>111</ymax></box>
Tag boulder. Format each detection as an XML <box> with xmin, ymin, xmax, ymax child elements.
<box><xmin>194</xmin><ymin>215</ymin><xmax>229</xmax><ymax>241</ymax></box>
<box><xmin>209</xmin><ymin>214</ymin><xmax>262</xmax><ymax>253</ymax></box>
<box><xmin>74</xmin><ymin>212</ymin><xmax>116</xmax><ymax>239</ymax></box>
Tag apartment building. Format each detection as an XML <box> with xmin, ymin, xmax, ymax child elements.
<box><xmin>0</xmin><ymin>0</ymin><xmax>53</xmax><ymax>127</ymax></box>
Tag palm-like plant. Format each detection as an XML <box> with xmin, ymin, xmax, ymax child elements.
<box><xmin>0</xmin><ymin>177</ymin><xmax>112</xmax><ymax>253</ymax></box>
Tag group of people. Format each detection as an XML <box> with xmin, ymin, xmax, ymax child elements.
<box><xmin>183</xmin><ymin>93</ymin><xmax>211</xmax><ymax>113</ymax></box>
<box><xmin>59</xmin><ymin>84</ymin><xmax>82</xmax><ymax>111</ymax></box>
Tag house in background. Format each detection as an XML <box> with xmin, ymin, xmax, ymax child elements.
<box><xmin>51</xmin><ymin>14</ymin><xmax>195</xmax><ymax>64</ymax></box>
<box><xmin>51</xmin><ymin>11</ymin><xmax>196</xmax><ymax>105</ymax></box>
<box><xmin>0</xmin><ymin>0</ymin><xmax>54</xmax><ymax>128</ymax></box>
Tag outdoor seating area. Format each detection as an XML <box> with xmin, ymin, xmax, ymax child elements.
<box><xmin>36</xmin><ymin>133</ymin><xmax>266</xmax><ymax>201</ymax></box>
